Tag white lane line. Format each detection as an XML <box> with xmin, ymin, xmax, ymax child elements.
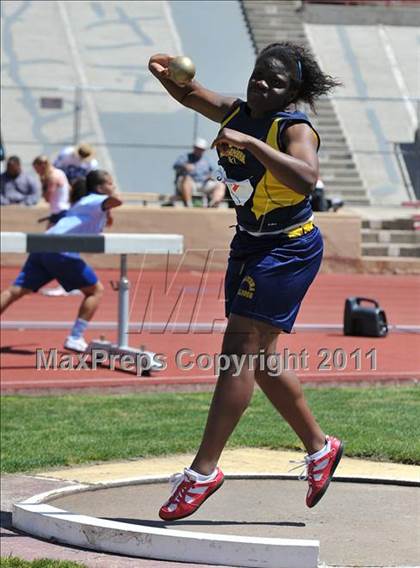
<box><xmin>1</xmin><ymin>375</ymin><xmax>216</xmax><ymax>386</ymax></box>
<box><xmin>56</xmin><ymin>0</ymin><xmax>114</xmax><ymax>174</ymax></box>
<box><xmin>2</xmin><ymin>370</ymin><xmax>419</xmax><ymax>388</ymax></box>
<box><xmin>1</xmin><ymin>321</ymin><xmax>419</xmax><ymax>332</ymax></box>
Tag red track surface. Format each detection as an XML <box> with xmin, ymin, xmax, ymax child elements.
<box><xmin>1</xmin><ymin>267</ymin><xmax>419</xmax><ymax>392</ymax></box>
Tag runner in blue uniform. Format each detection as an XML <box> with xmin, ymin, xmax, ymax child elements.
<box><xmin>1</xmin><ymin>170</ymin><xmax>122</xmax><ymax>353</ymax></box>
<box><xmin>149</xmin><ymin>42</ymin><xmax>344</xmax><ymax>519</ymax></box>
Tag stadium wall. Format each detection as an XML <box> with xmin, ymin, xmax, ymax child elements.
<box><xmin>0</xmin><ymin>205</ymin><xmax>361</xmax><ymax>273</ymax></box>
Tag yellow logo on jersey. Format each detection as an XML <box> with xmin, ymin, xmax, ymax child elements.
<box><xmin>238</xmin><ymin>276</ymin><xmax>256</xmax><ymax>299</ymax></box>
<box><xmin>221</xmin><ymin>147</ymin><xmax>246</xmax><ymax>165</ymax></box>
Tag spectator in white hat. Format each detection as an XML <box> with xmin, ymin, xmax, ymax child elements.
<box><xmin>53</xmin><ymin>143</ymin><xmax>98</xmax><ymax>183</ymax></box>
<box><xmin>163</xmin><ymin>137</ymin><xmax>225</xmax><ymax>207</ymax></box>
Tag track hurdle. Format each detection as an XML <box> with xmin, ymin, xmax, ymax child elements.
<box><xmin>0</xmin><ymin>232</ymin><xmax>184</xmax><ymax>372</ymax></box>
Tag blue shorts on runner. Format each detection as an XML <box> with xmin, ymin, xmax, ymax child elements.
<box><xmin>13</xmin><ymin>253</ymin><xmax>98</xmax><ymax>292</ymax></box>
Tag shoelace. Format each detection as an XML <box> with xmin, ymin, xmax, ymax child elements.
<box><xmin>168</xmin><ymin>472</ymin><xmax>194</xmax><ymax>503</ymax></box>
<box><xmin>288</xmin><ymin>457</ymin><xmax>312</xmax><ymax>481</ymax></box>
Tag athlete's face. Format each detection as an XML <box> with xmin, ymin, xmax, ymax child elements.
<box><xmin>247</xmin><ymin>56</ymin><xmax>293</xmax><ymax>115</ymax></box>
<box><xmin>97</xmin><ymin>174</ymin><xmax>116</xmax><ymax>196</ymax></box>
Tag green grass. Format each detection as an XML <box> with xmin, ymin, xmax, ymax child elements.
<box><xmin>1</xmin><ymin>387</ymin><xmax>419</xmax><ymax>473</ymax></box>
<box><xmin>0</xmin><ymin>558</ymin><xmax>87</xmax><ymax>568</ymax></box>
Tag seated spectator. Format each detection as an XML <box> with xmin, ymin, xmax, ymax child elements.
<box><xmin>32</xmin><ymin>155</ymin><xmax>70</xmax><ymax>225</ymax></box>
<box><xmin>0</xmin><ymin>156</ymin><xmax>40</xmax><ymax>206</ymax></box>
<box><xmin>311</xmin><ymin>178</ymin><xmax>329</xmax><ymax>212</ymax></box>
<box><xmin>53</xmin><ymin>143</ymin><xmax>98</xmax><ymax>183</ymax></box>
<box><xmin>163</xmin><ymin>138</ymin><xmax>225</xmax><ymax>207</ymax></box>
<box><xmin>311</xmin><ymin>178</ymin><xmax>344</xmax><ymax>213</ymax></box>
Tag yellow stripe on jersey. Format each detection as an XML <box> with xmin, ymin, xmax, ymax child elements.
<box><xmin>220</xmin><ymin>105</ymin><xmax>241</xmax><ymax>128</ymax></box>
<box><xmin>251</xmin><ymin>118</ymin><xmax>305</xmax><ymax>220</ymax></box>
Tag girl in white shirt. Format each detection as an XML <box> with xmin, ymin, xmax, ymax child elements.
<box><xmin>0</xmin><ymin>170</ymin><xmax>122</xmax><ymax>352</ymax></box>
<box><xmin>33</xmin><ymin>155</ymin><xmax>70</xmax><ymax>226</ymax></box>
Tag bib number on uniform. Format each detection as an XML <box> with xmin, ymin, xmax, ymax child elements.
<box><xmin>216</xmin><ymin>166</ymin><xmax>254</xmax><ymax>206</ymax></box>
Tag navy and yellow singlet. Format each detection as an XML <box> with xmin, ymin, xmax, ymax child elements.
<box><xmin>217</xmin><ymin>101</ymin><xmax>320</xmax><ymax>235</ymax></box>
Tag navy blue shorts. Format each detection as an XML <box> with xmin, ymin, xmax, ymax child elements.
<box><xmin>13</xmin><ymin>253</ymin><xmax>98</xmax><ymax>292</ymax></box>
<box><xmin>225</xmin><ymin>226</ymin><xmax>323</xmax><ymax>333</ymax></box>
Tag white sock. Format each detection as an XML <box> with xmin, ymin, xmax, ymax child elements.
<box><xmin>185</xmin><ymin>467</ymin><xmax>217</xmax><ymax>482</ymax></box>
<box><xmin>308</xmin><ymin>439</ymin><xmax>331</xmax><ymax>461</ymax></box>
<box><xmin>70</xmin><ymin>318</ymin><xmax>88</xmax><ymax>339</ymax></box>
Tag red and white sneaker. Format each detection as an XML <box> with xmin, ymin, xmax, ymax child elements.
<box><xmin>159</xmin><ymin>467</ymin><xmax>225</xmax><ymax>521</ymax></box>
<box><xmin>305</xmin><ymin>436</ymin><xmax>344</xmax><ymax>508</ymax></box>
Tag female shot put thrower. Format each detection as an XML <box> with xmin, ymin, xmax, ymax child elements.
<box><xmin>0</xmin><ymin>232</ymin><xmax>184</xmax><ymax>373</ymax></box>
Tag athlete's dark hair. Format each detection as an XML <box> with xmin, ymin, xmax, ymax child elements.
<box><xmin>258</xmin><ymin>42</ymin><xmax>341</xmax><ymax>111</ymax></box>
<box><xmin>70</xmin><ymin>169</ymin><xmax>109</xmax><ymax>204</ymax></box>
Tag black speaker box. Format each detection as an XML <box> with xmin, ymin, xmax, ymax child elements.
<box><xmin>343</xmin><ymin>297</ymin><xmax>388</xmax><ymax>337</ymax></box>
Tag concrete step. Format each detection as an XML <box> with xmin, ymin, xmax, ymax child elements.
<box><xmin>243</xmin><ymin>1</ymin><xmax>300</xmax><ymax>6</ymax></box>
<box><xmin>319</xmin><ymin>164</ymin><xmax>357</xmax><ymax>172</ymax></box>
<box><xmin>254</xmin><ymin>33</ymin><xmax>307</xmax><ymax>41</ymax></box>
<box><xmin>324</xmin><ymin>186</ymin><xmax>365</xmax><ymax>193</ymax></box>
<box><xmin>321</xmin><ymin>145</ymin><xmax>353</xmax><ymax>152</ymax></box>
<box><xmin>320</xmin><ymin>136</ymin><xmax>347</xmax><ymax>144</ymax></box>
<box><xmin>261</xmin><ymin>15</ymin><xmax>302</xmax><ymax>23</ymax></box>
<box><xmin>325</xmin><ymin>190</ymin><xmax>368</xmax><ymax>199</ymax></box>
<box><xmin>320</xmin><ymin>159</ymin><xmax>355</xmax><ymax>166</ymax></box>
<box><xmin>325</xmin><ymin>181</ymin><xmax>365</xmax><ymax>189</ymax></box>
<box><xmin>247</xmin><ymin>5</ymin><xmax>301</xmax><ymax>11</ymax></box>
<box><xmin>313</xmin><ymin>117</ymin><xmax>341</xmax><ymax>124</ymax></box>
<box><xmin>322</xmin><ymin>170</ymin><xmax>361</xmax><ymax>178</ymax></box>
<box><xmin>244</xmin><ymin>3</ymin><xmax>300</xmax><ymax>13</ymax></box>
<box><xmin>253</xmin><ymin>27</ymin><xmax>304</xmax><ymax>35</ymax></box>
<box><xmin>340</xmin><ymin>198</ymin><xmax>371</xmax><ymax>206</ymax></box>
<box><xmin>323</xmin><ymin>154</ymin><xmax>356</xmax><ymax>160</ymax></box>
<box><xmin>311</xmin><ymin>106</ymin><xmax>338</xmax><ymax>113</ymax></box>
<box><xmin>321</xmin><ymin>152</ymin><xmax>353</xmax><ymax>160</ymax></box>
<box><xmin>326</xmin><ymin>192</ymin><xmax>367</xmax><ymax>199</ymax></box>
<box><xmin>313</xmin><ymin>114</ymin><xmax>340</xmax><ymax>122</ymax></box>
<box><xmin>252</xmin><ymin>13</ymin><xmax>303</xmax><ymax>21</ymax></box>
<box><xmin>252</xmin><ymin>22</ymin><xmax>303</xmax><ymax>30</ymax></box>
<box><xmin>321</xmin><ymin>138</ymin><xmax>350</xmax><ymax>145</ymax></box>
<box><xmin>362</xmin><ymin>218</ymin><xmax>415</xmax><ymax>230</ymax></box>
<box><xmin>362</xmin><ymin>243</ymin><xmax>420</xmax><ymax>257</ymax></box>
<box><xmin>252</xmin><ymin>20</ymin><xmax>303</xmax><ymax>29</ymax></box>
<box><xmin>253</xmin><ymin>28</ymin><xmax>305</xmax><ymax>36</ymax></box>
<box><xmin>317</xmin><ymin>125</ymin><xmax>344</xmax><ymax>133</ymax></box>
<box><xmin>325</xmin><ymin>187</ymin><xmax>366</xmax><ymax>194</ymax></box>
<box><xmin>362</xmin><ymin>229</ymin><xmax>420</xmax><ymax>244</ymax></box>
<box><xmin>312</xmin><ymin>117</ymin><xmax>341</xmax><ymax>125</ymax></box>
<box><xmin>322</xmin><ymin>155</ymin><xmax>357</xmax><ymax>163</ymax></box>
<box><xmin>318</xmin><ymin>124</ymin><xmax>344</xmax><ymax>131</ymax></box>
<box><xmin>317</xmin><ymin>131</ymin><xmax>347</xmax><ymax>143</ymax></box>
<box><xmin>327</xmin><ymin>176</ymin><xmax>363</xmax><ymax>183</ymax></box>
<box><xmin>251</xmin><ymin>13</ymin><xmax>301</xmax><ymax>20</ymax></box>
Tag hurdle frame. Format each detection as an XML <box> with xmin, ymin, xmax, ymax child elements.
<box><xmin>0</xmin><ymin>232</ymin><xmax>184</xmax><ymax>373</ymax></box>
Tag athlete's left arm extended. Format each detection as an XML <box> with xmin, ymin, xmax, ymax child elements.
<box><xmin>212</xmin><ymin>123</ymin><xmax>319</xmax><ymax>195</ymax></box>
